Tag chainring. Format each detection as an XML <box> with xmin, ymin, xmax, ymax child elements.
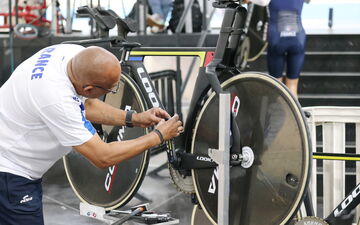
<box><xmin>168</xmin><ymin>163</ymin><xmax>195</xmax><ymax>194</ymax></box>
<box><xmin>295</xmin><ymin>217</ymin><xmax>329</xmax><ymax>225</ymax></box>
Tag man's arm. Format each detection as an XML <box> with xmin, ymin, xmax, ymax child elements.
<box><xmin>73</xmin><ymin>114</ymin><xmax>182</xmax><ymax>168</ymax></box>
<box><xmin>84</xmin><ymin>98</ymin><xmax>127</xmax><ymax>126</ymax></box>
<box><xmin>73</xmin><ymin>132</ymin><xmax>160</xmax><ymax>168</ymax></box>
<box><xmin>85</xmin><ymin>98</ymin><xmax>171</xmax><ymax>127</ymax></box>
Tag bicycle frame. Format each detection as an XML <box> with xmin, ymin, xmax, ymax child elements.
<box><xmin>302</xmin><ymin>157</ymin><xmax>360</xmax><ymax>224</ymax></box>
<box><xmin>326</xmin><ymin>182</ymin><xmax>360</xmax><ymax>223</ymax></box>
<box><xmin>122</xmin><ymin>48</ymin><xmax>217</xmax><ymax>169</ymax></box>
<box><xmin>64</xmin><ymin>2</ymin><xmax>250</xmax><ymax>158</ymax></box>
<box><xmin>118</xmin><ymin>3</ymin><xmax>250</xmax><ymax>170</ymax></box>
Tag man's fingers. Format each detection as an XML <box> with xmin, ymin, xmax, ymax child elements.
<box><xmin>157</xmin><ymin>119</ymin><xmax>165</xmax><ymax>126</ymax></box>
<box><xmin>151</xmin><ymin>115</ymin><xmax>162</xmax><ymax>124</ymax></box>
<box><xmin>169</xmin><ymin>113</ymin><xmax>179</xmax><ymax>121</ymax></box>
<box><xmin>154</xmin><ymin>108</ymin><xmax>171</xmax><ymax>119</ymax></box>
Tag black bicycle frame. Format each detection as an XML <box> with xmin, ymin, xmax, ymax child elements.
<box><xmin>125</xmin><ymin>61</ymin><xmax>164</xmax><ymax>110</ymax></box>
<box><xmin>122</xmin><ymin>56</ymin><xmax>218</xmax><ymax>169</ymax></box>
<box><xmin>325</xmin><ymin>182</ymin><xmax>360</xmax><ymax>224</ymax></box>
<box><xmin>63</xmin><ymin>2</ymin><xmax>249</xmax><ymax>170</ymax></box>
<box><xmin>121</xmin><ymin>3</ymin><xmax>249</xmax><ymax>170</ymax></box>
<box><xmin>183</xmin><ymin>4</ymin><xmax>248</xmax><ymax>152</ymax></box>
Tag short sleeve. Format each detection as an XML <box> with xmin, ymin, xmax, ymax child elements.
<box><xmin>38</xmin><ymin>96</ymin><xmax>96</xmax><ymax>147</ymax></box>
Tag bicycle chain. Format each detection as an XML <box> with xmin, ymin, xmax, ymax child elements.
<box><xmin>168</xmin><ymin>163</ymin><xmax>195</xmax><ymax>194</ymax></box>
<box><xmin>295</xmin><ymin>216</ymin><xmax>329</xmax><ymax>225</ymax></box>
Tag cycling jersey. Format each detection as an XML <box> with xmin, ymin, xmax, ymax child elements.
<box><xmin>0</xmin><ymin>44</ymin><xmax>95</xmax><ymax>180</ymax></box>
<box><xmin>267</xmin><ymin>0</ymin><xmax>306</xmax><ymax>79</ymax></box>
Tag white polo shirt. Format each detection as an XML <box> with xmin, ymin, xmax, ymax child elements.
<box><xmin>0</xmin><ymin>44</ymin><xmax>95</xmax><ymax>180</ymax></box>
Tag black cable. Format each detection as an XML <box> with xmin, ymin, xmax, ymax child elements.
<box><xmin>111</xmin><ymin>207</ymin><xmax>144</xmax><ymax>225</ymax></box>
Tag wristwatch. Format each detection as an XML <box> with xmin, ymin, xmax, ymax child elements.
<box><xmin>125</xmin><ymin>110</ymin><xmax>136</xmax><ymax>127</ymax></box>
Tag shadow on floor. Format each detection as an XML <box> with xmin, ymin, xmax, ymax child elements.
<box><xmin>42</xmin><ymin>152</ymin><xmax>195</xmax><ymax>225</ymax></box>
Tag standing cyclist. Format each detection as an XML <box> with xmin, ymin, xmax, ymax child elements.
<box><xmin>244</xmin><ymin>0</ymin><xmax>308</xmax><ymax>97</ymax></box>
<box><xmin>266</xmin><ymin>0</ymin><xmax>308</xmax><ymax>97</ymax></box>
<box><xmin>0</xmin><ymin>44</ymin><xmax>183</xmax><ymax>224</ymax></box>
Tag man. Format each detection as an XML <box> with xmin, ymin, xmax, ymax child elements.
<box><xmin>0</xmin><ymin>44</ymin><xmax>183</xmax><ymax>224</ymax></box>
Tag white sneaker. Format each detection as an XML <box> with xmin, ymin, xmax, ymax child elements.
<box><xmin>146</xmin><ymin>13</ymin><xmax>165</xmax><ymax>29</ymax></box>
<box><xmin>151</xmin><ymin>26</ymin><xmax>165</xmax><ymax>33</ymax></box>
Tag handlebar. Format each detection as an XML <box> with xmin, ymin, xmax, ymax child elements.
<box><xmin>62</xmin><ymin>6</ymin><xmax>141</xmax><ymax>54</ymax></box>
<box><xmin>76</xmin><ymin>6</ymin><xmax>137</xmax><ymax>40</ymax></box>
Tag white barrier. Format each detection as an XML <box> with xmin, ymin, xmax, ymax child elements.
<box><xmin>303</xmin><ymin>106</ymin><xmax>360</xmax><ymax>218</ymax></box>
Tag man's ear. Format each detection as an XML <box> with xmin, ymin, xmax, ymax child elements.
<box><xmin>83</xmin><ymin>85</ymin><xmax>94</xmax><ymax>92</ymax></box>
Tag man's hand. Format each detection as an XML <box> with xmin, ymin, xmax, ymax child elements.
<box><xmin>132</xmin><ymin>107</ymin><xmax>171</xmax><ymax>128</ymax></box>
<box><xmin>242</xmin><ymin>0</ymin><xmax>251</xmax><ymax>4</ymax></box>
<box><xmin>155</xmin><ymin>114</ymin><xmax>184</xmax><ymax>141</ymax></box>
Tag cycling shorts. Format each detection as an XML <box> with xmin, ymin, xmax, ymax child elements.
<box><xmin>267</xmin><ymin>11</ymin><xmax>306</xmax><ymax>79</ymax></box>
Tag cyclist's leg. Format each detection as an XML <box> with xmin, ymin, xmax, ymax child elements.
<box><xmin>267</xmin><ymin>25</ymin><xmax>286</xmax><ymax>81</ymax></box>
<box><xmin>285</xmin><ymin>30</ymin><xmax>306</xmax><ymax>98</ymax></box>
<box><xmin>284</xmin><ymin>77</ymin><xmax>299</xmax><ymax>97</ymax></box>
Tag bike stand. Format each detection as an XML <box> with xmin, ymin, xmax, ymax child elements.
<box><xmin>79</xmin><ymin>202</ymin><xmax>179</xmax><ymax>225</ymax></box>
<box><xmin>208</xmin><ymin>92</ymin><xmax>231</xmax><ymax>225</ymax></box>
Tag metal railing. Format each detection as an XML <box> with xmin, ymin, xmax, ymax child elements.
<box><xmin>303</xmin><ymin>106</ymin><xmax>360</xmax><ymax>218</ymax></box>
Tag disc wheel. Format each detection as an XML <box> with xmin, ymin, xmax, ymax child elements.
<box><xmin>191</xmin><ymin>204</ymin><xmax>214</xmax><ymax>225</ymax></box>
<box><xmin>63</xmin><ymin>73</ymin><xmax>149</xmax><ymax>210</ymax></box>
<box><xmin>191</xmin><ymin>72</ymin><xmax>311</xmax><ymax>225</ymax></box>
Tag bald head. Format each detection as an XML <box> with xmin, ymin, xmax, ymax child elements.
<box><xmin>71</xmin><ymin>46</ymin><xmax>121</xmax><ymax>88</ymax></box>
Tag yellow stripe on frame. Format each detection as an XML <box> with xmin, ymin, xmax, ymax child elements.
<box><xmin>313</xmin><ymin>155</ymin><xmax>360</xmax><ymax>161</ymax></box>
<box><xmin>130</xmin><ymin>51</ymin><xmax>206</xmax><ymax>67</ymax></box>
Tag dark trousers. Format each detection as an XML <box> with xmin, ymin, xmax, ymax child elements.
<box><xmin>0</xmin><ymin>172</ymin><xmax>43</xmax><ymax>225</ymax></box>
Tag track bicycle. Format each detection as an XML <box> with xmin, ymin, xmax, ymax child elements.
<box><xmin>62</xmin><ymin>1</ymin><xmax>311</xmax><ymax>224</ymax></box>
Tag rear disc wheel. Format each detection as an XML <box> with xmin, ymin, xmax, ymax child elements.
<box><xmin>191</xmin><ymin>72</ymin><xmax>311</xmax><ymax>225</ymax></box>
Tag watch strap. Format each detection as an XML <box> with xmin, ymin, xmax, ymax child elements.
<box><xmin>125</xmin><ymin>110</ymin><xmax>135</xmax><ymax>127</ymax></box>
